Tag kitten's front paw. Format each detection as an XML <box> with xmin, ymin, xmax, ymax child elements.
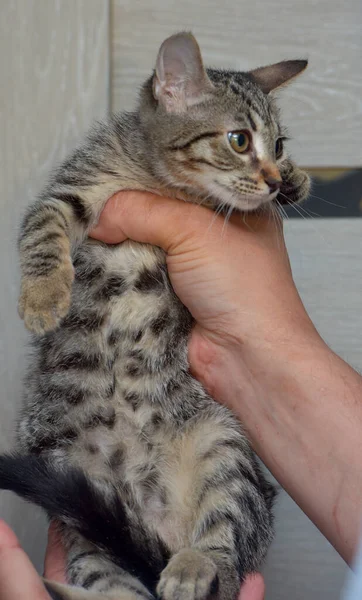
<box><xmin>157</xmin><ymin>549</ymin><xmax>218</xmax><ymax>600</ymax></box>
<box><xmin>278</xmin><ymin>160</ymin><xmax>311</xmax><ymax>205</ymax></box>
<box><xmin>19</xmin><ymin>263</ymin><xmax>74</xmax><ymax>334</ymax></box>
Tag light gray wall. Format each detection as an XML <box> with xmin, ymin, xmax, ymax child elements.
<box><xmin>0</xmin><ymin>2</ymin><xmax>361</xmax><ymax>599</ymax></box>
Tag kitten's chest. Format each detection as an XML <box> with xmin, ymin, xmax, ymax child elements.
<box><xmin>73</xmin><ymin>238</ymin><xmax>186</xmax><ymax>343</ymax></box>
<box><xmin>67</xmin><ymin>237</ymin><xmax>194</xmax><ymax>471</ymax></box>
<box><xmin>72</xmin><ymin>238</ymin><xmax>192</xmax><ymax>399</ymax></box>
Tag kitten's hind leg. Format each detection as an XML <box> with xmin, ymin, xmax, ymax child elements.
<box><xmin>45</xmin><ymin>579</ymin><xmax>153</xmax><ymax>600</ymax></box>
<box><xmin>157</xmin><ymin>420</ymin><xmax>275</xmax><ymax>600</ymax></box>
<box><xmin>45</xmin><ymin>579</ymin><xmax>154</xmax><ymax>600</ymax></box>
<box><xmin>49</xmin><ymin>532</ymin><xmax>155</xmax><ymax>600</ymax></box>
<box><xmin>156</xmin><ymin>548</ymin><xmax>221</xmax><ymax>600</ymax></box>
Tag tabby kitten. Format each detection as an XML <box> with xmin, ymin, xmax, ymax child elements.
<box><xmin>0</xmin><ymin>33</ymin><xmax>310</xmax><ymax>600</ymax></box>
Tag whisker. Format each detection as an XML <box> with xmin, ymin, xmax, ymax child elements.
<box><xmin>275</xmin><ymin>199</ymin><xmax>289</xmax><ymax>221</ymax></box>
<box><xmin>288</xmin><ymin>199</ymin><xmax>325</xmax><ymax>221</ymax></box>
<box><xmin>294</xmin><ymin>203</ymin><xmax>322</xmax><ymax>219</ymax></box>
<box><xmin>227</xmin><ymin>203</ymin><xmax>234</xmax><ymax>223</ymax></box>
<box><xmin>270</xmin><ymin>203</ymin><xmax>284</xmax><ymax>249</ymax></box>
<box><xmin>284</xmin><ymin>199</ymin><xmax>308</xmax><ymax>222</ymax></box>
<box><xmin>269</xmin><ymin>204</ymin><xmax>278</xmax><ymax>246</ymax></box>
<box><xmin>308</xmin><ymin>193</ymin><xmax>346</xmax><ymax>209</ymax></box>
<box><xmin>278</xmin><ymin>192</ymin><xmax>331</xmax><ymax>249</ymax></box>
<box><xmin>279</xmin><ymin>193</ymin><xmax>308</xmax><ymax>219</ymax></box>
<box><xmin>242</xmin><ymin>210</ymin><xmax>254</xmax><ymax>232</ymax></box>
<box><xmin>221</xmin><ymin>204</ymin><xmax>230</xmax><ymax>229</ymax></box>
<box><xmin>255</xmin><ymin>206</ymin><xmax>265</xmax><ymax>229</ymax></box>
<box><xmin>277</xmin><ymin>192</ymin><xmax>323</xmax><ymax>218</ymax></box>
<box><xmin>206</xmin><ymin>199</ymin><xmax>228</xmax><ymax>234</ymax></box>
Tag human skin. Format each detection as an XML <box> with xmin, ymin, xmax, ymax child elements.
<box><xmin>90</xmin><ymin>191</ymin><xmax>362</xmax><ymax>565</ymax></box>
<box><xmin>0</xmin><ymin>520</ymin><xmax>66</xmax><ymax>600</ymax></box>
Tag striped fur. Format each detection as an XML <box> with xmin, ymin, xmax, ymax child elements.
<box><xmin>2</xmin><ymin>33</ymin><xmax>311</xmax><ymax>599</ymax></box>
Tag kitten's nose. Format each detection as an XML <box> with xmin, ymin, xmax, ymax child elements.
<box><xmin>266</xmin><ymin>176</ymin><xmax>281</xmax><ymax>193</ymax></box>
<box><xmin>261</xmin><ymin>167</ymin><xmax>282</xmax><ymax>193</ymax></box>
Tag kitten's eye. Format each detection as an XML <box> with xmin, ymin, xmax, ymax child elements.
<box><xmin>228</xmin><ymin>131</ymin><xmax>250</xmax><ymax>153</ymax></box>
<box><xmin>275</xmin><ymin>138</ymin><xmax>284</xmax><ymax>159</ymax></box>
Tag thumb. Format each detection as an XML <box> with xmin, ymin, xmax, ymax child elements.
<box><xmin>43</xmin><ymin>521</ymin><xmax>67</xmax><ymax>583</ymax></box>
<box><xmin>90</xmin><ymin>191</ymin><xmax>219</xmax><ymax>252</ymax></box>
<box><xmin>239</xmin><ymin>573</ymin><xmax>265</xmax><ymax>600</ymax></box>
<box><xmin>0</xmin><ymin>519</ymin><xmax>50</xmax><ymax>599</ymax></box>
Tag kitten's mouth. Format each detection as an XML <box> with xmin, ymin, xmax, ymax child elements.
<box><xmin>203</xmin><ymin>181</ymin><xmax>283</xmax><ymax>214</ymax></box>
<box><xmin>211</xmin><ymin>181</ymin><xmax>278</xmax><ymax>212</ymax></box>
<box><xmin>232</xmin><ymin>190</ymin><xmax>279</xmax><ymax>211</ymax></box>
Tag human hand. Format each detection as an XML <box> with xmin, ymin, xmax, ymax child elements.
<box><xmin>0</xmin><ymin>519</ymin><xmax>65</xmax><ymax>599</ymax></box>
<box><xmin>91</xmin><ymin>191</ymin><xmax>292</xmax><ymax>339</ymax></box>
<box><xmin>239</xmin><ymin>573</ymin><xmax>265</xmax><ymax>599</ymax></box>
<box><xmin>90</xmin><ymin>191</ymin><xmax>320</xmax><ymax>407</ymax></box>
<box><xmin>0</xmin><ymin>519</ymin><xmax>264</xmax><ymax>599</ymax></box>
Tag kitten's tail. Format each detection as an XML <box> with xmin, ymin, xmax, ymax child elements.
<box><xmin>0</xmin><ymin>453</ymin><xmax>169</xmax><ymax>595</ymax></box>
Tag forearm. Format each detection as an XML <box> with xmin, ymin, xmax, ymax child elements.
<box><xmin>195</xmin><ymin>329</ymin><xmax>362</xmax><ymax>564</ymax></box>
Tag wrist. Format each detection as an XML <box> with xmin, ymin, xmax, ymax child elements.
<box><xmin>189</xmin><ymin>306</ymin><xmax>324</xmax><ymax>418</ymax></box>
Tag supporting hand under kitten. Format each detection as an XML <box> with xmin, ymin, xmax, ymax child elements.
<box><xmin>0</xmin><ymin>520</ymin><xmax>265</xmax><ymax>600</ymax></box>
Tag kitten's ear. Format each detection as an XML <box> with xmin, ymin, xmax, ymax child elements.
<box><xmin>153</xmin><ymin>32</ymin><xmax>214</xmax><ymax>112</ymax></box>
<box><xmin>249</xmin><ymin>60</ymin><xmax>308</xmax><ymax>94</ymax></box>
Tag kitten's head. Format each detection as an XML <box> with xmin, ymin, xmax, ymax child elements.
<box><xmin>139</xmin><ymin>32</ymin><xmax>311</xmax><ymax>211</ymax></box>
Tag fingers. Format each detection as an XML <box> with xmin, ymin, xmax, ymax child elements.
<box><xmin>90</xmin><ymin>191</ymin><xmax>212</xmax><ymax>251</ymax></box>
<box><xmin>239</xmin><ymin>573</ymin><xmax>265</xmax><ymax>600</ymax></box>
<box><xmin>90</xmin><ymin>191</ymin><xmax>281</xmax><ymax>252</ymax></box>
<box><xmin>0</xmin><ymin>519</ymin><xmax>50</xmax><ymax>599</ymax></box>
<box><xmin>43</xmin><ymin>521</ymin><xmax>67</xmax><ymax>584</ymax></box>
